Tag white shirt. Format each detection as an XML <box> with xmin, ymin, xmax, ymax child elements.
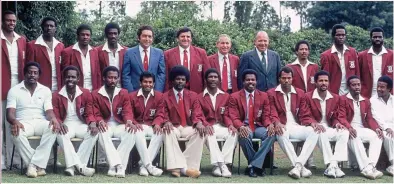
<box><xmin>102</xmin><ymin>42</ymin><xmax>123</xmax><ymax>70</ymax></box>
<box><xmin>371</xmin><ymin>94</ymin><xmax>393</xmax><ymax>130</ymax></box>
<box><xmin>275</xmin><ymin>85</ymin><xmax>298</xmax><ymax>126</ymax></box>
<box><xmin>139</xmin><ymin>45</ymin><xmax>150</xmax><ymax>66</ymax></box>
<box><xmin>291</xmin><ymin>59</ymin><xmax>313</xmax><ymax>91</ymax></box>
<box><xmin>245</xmin><ymin>90</ymin><xmax>255</xmax><ymax>124</ymax></box>
<box><xmin>73</xmin><ymin>43</ymin><xmax>93</xmax><ymax>90</ymax></box>
<box><xmin>6</xmin><ymin>81</ymin><xmax>53</xmax><ymax>120</ymax></box>
<box><xmin>179</xmin><ymin>46</ymin><xmax>191</xmax><ymax>70</ymax></box>
<box><xmin>312</xmin><ymin>89</ymin><xmax>334</xmax><ymax>127</ymax></box>
<box><xmin>1</xmin><ymin>30</ymin><xmax>21</xmax><ymax>87</ymax></box>
<box><xmin>35</xmin><ymin>35</ymin><xmax>61</xmax><ymax>91</ymax></box>
<box><xmin>136</xmin><ymin>88</ymin><xmax>155</xmax><ymax>107</ymax></box>
<box><xmin>368</xmin><ymin>46</ymin><xmax>388</xmax><ymax>97</ymax></box>
<box><xmin>98</xmin><ymin>86</ymin><xmax>122</xmax><ymax>126</ymax></box>
<box><xmin>331</xmin><ymin>45</ymin><xmax>350</xmax><ymax>95</ymax></box>
<box><xmin>173</xmin><ymin>88</ymin><xmax>184</xmax><ymax>103</ymax></box>
<box><xmin>256</xmin><ymin>48</ymin><xmax>268</xmax><ymax>70</ymax></box>
<box><xmin>346</xmin><ymin>93</ymin><xmax>365</xmax><ymax>128</ymax></box>
<box><xmin>58</xmin><ymin>86</ymin><xmax>83</xmax><ymax>122</ymax></box>
<box><xmin>218</xmin><ymin>52</ymin><xmax>232</xmax><ymax>89</ymax></box>
<box><xmin>203</xmin><ymin>88</ymin><xmax>225</xmax><ymax>110</ymax></box>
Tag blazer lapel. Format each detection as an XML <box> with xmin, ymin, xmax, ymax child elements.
<box><xmin>39</xmin><ymin>45</ymin><xmax>51</xmax><ymax>64</ymax></box>
<box><xmin>2</xmin><ymin>40</ymin><xmax>9</xmax><ymax>60</ymax></box>
<box><xmin>367</xmin><ymin>53</ymin><xmax>374</xmax><ymax>77</ymax></box>
<box><xmin>212</xmin><ymin>54</ymin><xmax>220</xmax><ymax>71</ymax></box>
<box><xmin>360</xmin><ymin>100</ymin><xmax>367</xmax><ymax>122</ymax></box>
<box><xmin>333</xmin><ymin>54</ymin><xmax>341</xmax><ymax>69</ymax></box>
<box><xmin>169</xmin><ymin>90</ymin><xmax>181</xmax><ymax>117</ymax></box>
<box><xmin>240</xmin><ymin>90</ymin><xmax>247</xmax><ymax>115</ymax></box>
<box><xmin>189</xmin><ymin>46</ymin><xmax>196</xmax><ymax>71</ymax></box>
<box><xmin>294</xmin><ymin>65</ymin><xmax>305</xmax><ymax>87</ymax></box>
<box><xmin>313</xmin><ymin>98</ymin><xmax>322</xmax><ymax>116</ymax></box>
<box><xmin>119</xmin><ymin>47</ymin><xmax>126</xmax><ymax>72</ymax></box>
<box><xmin>382</xmin><ymin>53</ymin><xmax>388</xmax><ymax>75</ymax></box>
<box><xmin>60</xmin><ymin>95</ymin><xmax>68</xmax><ymax>115</ymax></box>
<box><xmin>184</xmin><ymin>90</ymin><xmax>191</xmax><ymax>117</ymax></box>
<box><xmin>73</xmin><ymin>50</ymin><xmax>83</xmax><ymax>71</ymax></box>
<box><xmin>266</xmin><ymin>50</ymin><xmax>274</xmax><ymax>74</ymax></box>
<box><xmin>291</xmin><ymin>93</ymin><xmax>298</xmax><ymax>116</ymax></box>
<box><xmin>203</xmin><ymin>94</ymin><xmax>215</xmax><ymax>111</ymax></box>
<box><xmin>253</xmin><ymin>91</ymin><xmax>262</xmax><ymax>118</ymax></box>
<box><xmin>148</xmin><ymin>47</ymin><xmax>156</xmax><ymax>72</ymax></box>
<box><xmin>251</xmin><ymin>49</ymin><xmax>266</xmax><ymax>75</ymax></box>
<box><xmin>173</xmin><ymin>47</ymin><xmax>181</xmax><ymax>65</ymax></box>
<box><xmin>277</xmin><ymin>92</ymin><xmax>286</xmax><ymax>113</ymax></box>
<box><xmin>89</xmin><ymin>50</ymin><xmax>96</xmax><ymax>80</ymax></box>
<box><xmin>132</xmin><ymin>48</ymin><xmax>144</xmax><ymax>71</ymax></box>
<box><xmin>139</xmin><ymin>95</ymin><xmax>147</xmax><ymax>118</ymax></box>
<box><xmin>326</xmin><ymin>98</ymin><xmax>334</xmax><ymax>120</ymax></box>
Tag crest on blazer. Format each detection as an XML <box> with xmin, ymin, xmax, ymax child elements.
<box><xmin>149</xmin><ymin>109</ymin><xmax>156</xmax><ymax>117</ymax></box>
<box><xmin>257</xmin><ymin>110</ymin><xmax>262</xmax><ymax>118</ymax></box>
<box><xmin>388</xmin><ymin>66</ymin><xmax>393</xmax><ymax>73</ymax></box>
<box><xmin>80</xmin><ymin>107</ymin><xmax>85</xmax><ymax>116</ymax></box>
<box><xmin>198</xmin><ymin>64</ymin><xmax>203</xmax><ymax>72</ymax></box>
<box><xmin>220</xmin><ymin>107</ymin><xmax>225</xmax><ymax>114</ymax></box>
<box><xmin>310</xmin><ymin>76</ymin><xmax>315</xmax><ymax>84</ymax></box>
<box><xmin>349</xmin><ymin>61</ymin><xmax>355</xmax><ymax>69</ymax></box>
<box><xmin>117</xmin><ymin>107</ymin><xmax>123</xmax><ymax>114</ymax></box>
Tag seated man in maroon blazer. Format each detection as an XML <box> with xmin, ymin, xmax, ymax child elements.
<box><xmin>196</xmin><ymin>68</ymin><xmax>237</xmax><ymax>178</ymax></box>
<box><xmin>128</xmin><ymin>71</ymin><xmax>164</xmax><ymax>177</ymax></box>
<box><xmin>335</xmin><ymin>75</ymin><xmax>383</xmax><ymax>179</ymax></box>
<box><xmin>154</xmin><ymin>65</ymin><xmax>202</xmax><ymax>178</ymax></box>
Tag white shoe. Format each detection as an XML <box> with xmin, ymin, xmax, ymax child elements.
<box><xmin>139</xmin><ymin>166</ymin><xmax>149</xmax><ymax>176</ymax></box>
<box><xmin>361</xmin><ymin>167</ymin><xmax>376</xmax><ymax>179</ymax></box>
<box><xmin>146</xmin><ymin>164</ymin><xmax>163</xmax><ymax>176</ymax></box>
<box><xmin>212</xmin><ymin>166</ymin><xmax>221</xmax><ymax>177</ymax></box>
<box><xmin>301</xmin><ymin>166</ymin><xmax>312</xmax><ymax>178</ymax></box>
<box><xmin>288</xmin><ymin>163</ymin><xmax>302</xmax><ymax>179</ymax></box>
<box><xmin>220</xmin><ymin>165</ymin><xmax>231</xmax><ymax>178</ymax></box>
<box><xmin>324</xmin><ymin>166</ymin><xmax>336</xmax><ymax>178</ymax></box>
<box><xmin>386</xmin><ymin>165</ymin><xmax>393</xmax><ymax>176</ymax></box>
<box><xmin>78</xmin><ymin>166</ymin><xmax>95</xmax><ymax>177</ymax></box>
<box><xmin>65</xmin><ymin>167</ymin><xmax>75</xmax><ymax>176</ymax></box>
<box><xmin>36</xmin><ymin>167</ymin><xmax>46</xmax><ymax>176</ymax></box>
<box><xmin>334</xmin><ymin>166</ymin><xmax>345</xmax><ymax>178</ymax></box>
<box><xmin>26</xmin><ymin>164</ymin><xmax>37</xmax><ymax>178</ymax></box>
<box><xmin>108</xmin><ymin>166</ymin><xmax>116</xmax><ymax>177</ymax></box>
<box><xmin>372</xmin><ymin>167</ymin><xmax>383</xmax><ymax>179</ymax></box>
<box><xmin>115</xmin><ymin>165</ymin><xmax>125</xmax><ymax>178</ymax></box>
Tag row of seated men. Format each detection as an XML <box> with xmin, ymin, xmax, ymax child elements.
<box><xmin>5</xmin><ymin>61</ymin><xmax>393</xmax><ymax>180</ymax></box>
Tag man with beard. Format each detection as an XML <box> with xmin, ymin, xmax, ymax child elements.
<box><xmin>370</xmin><ymin>76</ymin><xmax>393</xmax><ymax>176</ymax></box>
<box><xmin>26</xmin><ymin>17</ymin><xmax>64</xmax><ymax>92</ymax></box>
<box><xmin>61</xmin><ymin>24</ymin><xmax>100</xmax><ymax>91</ymax></box>
<box><xmin>6</xmin><ymin>62</ymin><xmax>95</xmax><ymax>178</ymax></box>
<box><xmin>300</xmin><ymin>70</ymin><xmax>349</xmax><ymax>178</ymax></box>
<box><xmin>96</xmin><ymin>22</ymin><xmax>128</xmax><ymax>86</ymax></box>
<box><xmin>335</xmin><ymin>75</ymin><xmax>383</xmax><ymax>179</ymax></box>
<box><xmin>268</xmin><ymin>67</ymin><xmax>319</xmax><ymax>179</ymax></box>
<box><xmin>320</xmin><ymin>24</ymin><xmax>359</xmax><ymax>95</ymax></box>
<box><xmin>196</xmin><ymin>68</ymin><xmax>236</xmax><ymax>178</ymax></box>
<box><xmin>128</xmin><ymin>72</ymin><xmax>164</xmax><ymax>177</ymax></box>
<box><xmin>1</xmin><ymin>10</ymin><xmax>27</xmax><ymax>170</ymax></box>
<box><xmin>123</xmin><ymin>25</ymin><xmax>165</xmax><ymax>92</ymax></box>
<box><xmin>154</xmin><ymin>65</ymin><xmax>202</xmax><ymax>178</ymax></box>
<box><xmin>228</xmin><ymin>69</ymin><xmax>273</xmax><ymax>177</ymax></box>
<box><xmin>359</xmin><ymin>27</ymin><xmax>393</xmax><ymax>98</ymax></box>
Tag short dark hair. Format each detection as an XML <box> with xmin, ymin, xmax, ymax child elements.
<box><xmin>102</xmin><ymin>66</ymin><xmax>119</xmax><ymax>78</ymax></box>
<box><xmin>176</xmin><ymin>27</ymin><xmax>193</xmax><ymax>38</ymax></box>
<box><xmin>62</xmin><ymin>65</ymin><xmax>80</xmax><ymax>78</ymax></box>
<box><xmin>204</xmin><ymin>68</ymin><xmax>221</xmax><ymax>82</ymax></box>
<box><xmin>104</xmin><ymin>22</ymin><xmax>120</xmax><ymax>37</ymax></box>
<box><xmin>139</xmin><ymin>71</ymin><xmax>155</xmax><ymax>83</ymax></box>
<box><xmin>331</xmin><ymin>24</ymin><xmax>346</xmax><ymax>37</ymax></box>
<box><xmin>242</xmin><ymin>69</ymin><xmax>258</xmax><ymax>81</ymax></box>
<box><xmin>137</xmin><ymin>25</ymin><xmax>154</xmax><ymax>39</ymax></box>
<box><xmin>169</xmin><ymin>65</ymin><xmax>190</xmax><ymax>82</ymax></box>
<box><xmin>76</xmin><ymin>24</ymin><xmax>92</xmax><ymax>36</ymax></box>
<box><xmin>314</xmin><ymin>70</ymin><xmax>330</xmax><ymax>82</ymax></box>
<box><xmin>378</xmin><ymin>75</ymin><xmax>393</xmax><ymax>90</ymax></box>
<box><xmin>347</xmin><ymin>75</ymin><xmax>360</xmax><ymax>87</ymax></box>
<box><xmin>2</xmin><ymin>10</ymin><xmax>16</xmax><ymax>23</ymax></box>
<box><xmin>24</xmin><ymin>61</ymin><xmax>42</xmax><ymax>75</ymax></box>
<box><xmin>40</xmin><ymin>16</ymin><xmax>57</xmax><ymax>30</ymax></box>
<box><xmin>294</xmin><ymin>40</ymin><xmax>310</xmax><ymax>52</ymax></box>
<box><xmin>369</xmin><ymin>27</ymin><xmax>384</xmax><ymax>38</ymax></box>
<box><xmin>278</xmin><ymin>66</ymin><xmax>294</xmax><ymax>78</ymax></box>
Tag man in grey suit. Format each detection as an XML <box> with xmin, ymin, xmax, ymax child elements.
<box><xmin>122</xmin><ymin>25</ymin><xmax>165</xmax><ymax>92</ymax></box>
<box><xmin>238</xmin><ymin>31</ymin><xmax>283</xmax><ymax>92</ymax></box>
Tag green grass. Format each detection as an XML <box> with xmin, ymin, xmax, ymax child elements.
<box><xmin>2</xmin><ymin>143</ymin><xmax>393</xmax><ymax>183</ymax></box>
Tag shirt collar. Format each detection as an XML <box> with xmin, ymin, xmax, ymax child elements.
<box><xmin>98</xmin><ymin>86</ymin><xmax>121</xmax><ymax>100</ymax></box>
<box><xmin>72</xmin><ymin>43</ymin><xmax>93</xmax><ymax>52</ymax></box>
<box><xmin>136</xmin><ymin>88</ymin><xmax>155</xmax><ymax>97</ymax></box>
<box><xmin>367</xmin><ymin>46</ymin><xmax>388</xmax><ymax>56</ymax></box>
<box><xmin>203</xmin><ymin>88</ymin><xmax>225</xmax><ymax>97</ymax></box>
<box><xmin>291</xmin><ymin>58</ymin><xmax>311</xmax><ymax>66</ymax></box>
<box><xmin>35</xmin><ymin>34</ymin><xmax>60</xmax><ymax>49</ymax></box>
<box><xmin>275</xmin><ymin>85</ymin><xmax>297</xmax><ymax>94</ymax></box>
<box><xmin>139</xmin><ymin>45</ymin><xmax>150</xmax><ymax>53</ymax></box>
<box><xmin>245</xmin><ymin>90</ymin><xmax>255</xmax><ymax>97</ymax></box>
<box><xmin>346</xmin><ymin>93</ymin><xmax>365</xmax><ymax>102</ymax></box>
<box><xmin>173</xmin><ymin>88</ymin><xmax>183</xmax><ymax>97</ymax></box>
<box><xmin>1</xmin><ymin>30</ymin><xmax>21</xmax><ymax>41</ymax></box>
<box><xmin>19</xmin><ymin>81</ymin><xmax>45</xmax><ymax>91</ymax></box>
<box><xmin>255</xmin><ymin>47</ymin><xmax>267</xmax><ymax>56</ymax></box>
<box><xmin>218</xmin><ymin>52</ymin><xmax>229</xmax><ymax>60</ymax></box>
<box><xmin>312</xmin><ymin>89</ymin><xmax>333</xmax><ymax>101</ymax></box>
<box><xmin>331</xmin><ymin>44</ymin><xmax>349</xmax><ymax>54</ymax></box>
<box><xmin>179</xmin><ymin>46</ymin><xmax>190</xmax><ymax>53</ymax></box>
<box><xmin>102</xmin><ymin>41</ymin><xmax>123</xmax><ymax>53</ymax></box>
<box><xmin>58</xmin><ymin>85</ymin><xmax>83</xmax><ymax>100</ymax></box>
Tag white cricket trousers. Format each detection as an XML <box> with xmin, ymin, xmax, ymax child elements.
<box><xmin>317</xmin><ymin>127</ymin><xmax>349</xmax><ymax>164</ymax></box>
<box><xmin>203</xmin><ymin>124</ymin><xmax>237</xmax><ymax>165</ymax></box>
<box><xmin>383</xmin><ymin>130</ymin><xmax>394</xmax><ymax>165</ymax></box>
<box><xmin>136</xmin><ymin>124</ymin><xmax>163</xmax><ymax>167</ymax></box>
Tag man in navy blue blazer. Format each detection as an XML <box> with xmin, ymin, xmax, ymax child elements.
<box><xmin>238</xmin><ymin>31</ymin><xmax>283</xmax><ymax>92</ymax></box>
<box><xmin>122</xmin><ymin>25</ymin><xmax>165</xmax><ymax>92</ymax></box>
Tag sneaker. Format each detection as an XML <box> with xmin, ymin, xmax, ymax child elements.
<box><xmin>372</xmin><ymin>167</ymin><xmax>383</xmax><ymax>179</ymax></box>
<box><xmin>212</xmin><ymin>166</ymin><xmax>221</xmax><ymax>177</ymax></box>
<box><xmin>301</xmin><ymin>166</ymin><xmax>312</xmax><ymax>178</ymax></box>
<box><xmin>361</xmin><ymin>167</ymin><xmax>375</xmax><ymax>179</ymax></box>
<box><xmin>220</xmin><ymin>165</ymin><xmax>231</xmax><ymax>178</ymax></box>
<box><xmin>76</xmin><ymin>165</ymin><xmax>95</xmax><ymax>177</ymax></box>
<box><xmin>139</xmin><ymin>166</ymin><xmax>149</xmax><ymax>176</ymax></box>
<box><xmin>386</xmin><ymin>165</ymin><xmax>393</xmax><ymax>176</ymax></box>
<box><xmin>65</xmin><ymin>167</ymin><xmax>75</xmax><ymax>176</ymax></box>
<box><xmin>288</xmin><ymin>163</ymin><xmax>302</xmax><ymax>179</ymax></box>
<box><xmin>36</xmin><ymin>167</ymin><xmax>46</xmax><ymax>176</ymax></box>
<box><xmin>334</xmin><ymin>166</ymin><xmax>345</xmax><ymax>178</ymax></box>
<box><xmin>107</xmin><ymin>166</ymin><xmax>116</xmax><ymax>177</ymax></box>
<box><xmin>324</xmin><ymin>166</ymin><xmax>336</xmax><ymax>178</ymax></box>
<box><xmin>185</xmin><ymin>169</ymin><xmax>201</xmax><ymax>178</ymax></box>
<box><xmin>146</xmin><ymin>164</ymin><xmax>163</xmax><ymax>176</ymax></box>
<box><xmin>26</xmin><ymin>164</ymin><xmax>37</xmax><ymax>178</ymax></box>
<box><xmin>115</xmin><ymin>165</ymin><xmax>125</xmax><ymax>178</ymax></box>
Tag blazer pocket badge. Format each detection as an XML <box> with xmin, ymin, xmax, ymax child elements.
<box><xmin>349</xmin><ymin>61</ymin><xmax>355</xmax><ymax>69</ymax></box>
<box><xmin>149</xmin><ymin>109</ymin><xmax>156</xmax><ymax>117</ymax></box>
<box><xmin>310</xmin><ymin>76</ymin><xmax>315</xmax><ymax>84</ymax></box>
<box><xmin>80</xmin><ymin>107</ymin><xmax>85</xmax><ymax>116</ymax></box>
<box><xmin>198</xmin><ymin>64</ymin><xmax>203</xmax><ymax>72</ymax></box>
<box><xmin>257</xmin><ymin>110</ymin><xmax>262</xmax><ymax>118</ymax></box>
<box><xmin>220</xmin><ymin>107</ymin><xmax>226</xmax><ymax>114</ymax></box>
<box><xmin>388</xmin><ymin>65</ymin><xmax>393</xmax><ymax>73</ymax></box>
<box><xmin>117</xmin><ymin>107</ymin><xmax>123</xmax><ymax>115</ymax></box>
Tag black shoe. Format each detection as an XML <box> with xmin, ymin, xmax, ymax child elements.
<box><xmin>249</xmin><ymin>167</ymin><xmax>258</xmax><ymax>177</ymax></box>
<box><xmin>273</xmin><ymin>164</ymin><xmax>278</xmax><ymax>169</ymax></box>
<box><xmin>257</xmin><ymin>168</ymin><xmax>266</xmax><ymax>177</ymax></box>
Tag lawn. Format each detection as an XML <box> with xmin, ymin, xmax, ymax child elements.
<box><xmin>1</xmin><ymin>142</ymin><xmax>393</xmax><ymax>183</ymax></box>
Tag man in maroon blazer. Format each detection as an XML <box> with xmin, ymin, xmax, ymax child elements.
<box><xmin>154</xmin><ymin>65</ymin><xmax>202</xmax><ymax>178</ymax></box>
<box><xmin>228</xmin><ymin>69</ymin><xmax>274</xmax><ymax>177</ymax></box>
<box><xmin>26</xmin><ymin>16</ymin><xmax>64</xmax><ymax>92</ymax></box>
<box><xmin>208</xmin><ymin>34</ymin><xmax>239</xmax><ymax>93</ymax></box>
<box><xmin>1</xmin><ymin>10</ymin><xmax>27</xmax><ymax>170</ymax></box>
<box><xmin>96</xmin><ymin>22</ymin><xmax>128</xmax><ymax>87</ymax></box>
<box><xmin>61</xmin><ymin>24</ymin><xmax>100</xmax><ymax>91</ymax></box>
<box><xmin>128</xmin><ymin>72</ymin><xmax>164</xmax><ymax>177</ymax></box>
<box><xmin>300</xmin><ymin>70</ymin><xmax>349</xmax><ymax>178</ymax></box>
<box><xmin>320</xmin><ymin>24</ymin><xmax>359</xmax><ymax>95</ymax></box>
<box><xmin>359</xmin><ymin>27</ymin><xmax>393</xmax><ymax>98</ymax></box>
<box><xmin>196</xmin><ymin>68</ymin><xmax>236</xmax><ymax>177</ymax></box>
<box><xmin>164</xmin><ymin>27</ymin><xmax>210</xmax><ymax>93</ymax></box>
<box><xmin>335</xmin><ymin>75</ymin><xmax>383</xmax><ymax>179</ymax></box>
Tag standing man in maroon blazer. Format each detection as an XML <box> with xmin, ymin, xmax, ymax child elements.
<box><xmin>359</xmin><ymin>27</ymin><xmax>393</xmax><ymax>98</ymax></box>
<box><xmin>164</xmin><ymin>27</ymin><xmax>210</xmax><ymax>93</ymax></box>
<box><xmin>26</xmin><ymin>17</ymin><xmax>64</xmax><ymax>92</ymax></box>
<box><xmin>61</xmin><ymin>24</ymin><xmax>101</xmax><ymax>91</ymax></box>
<box><xmin>96</xmin><ymin>22</ymin><xmax>128</xmax><ymax>87</ymax></box>
<box><xmin>320</xmin><ymin>24</ymin><xmax>359</xmax><ymax>95</ymax></box>
<box><xmin>208</xmin><ymin>34</ymin><xmax>239</xmax><ymax>94</ymax></box>
<box><xmin>1</xmin><ymin>10</ymin><xmax>27</xmax><ymax>170</ymax></box>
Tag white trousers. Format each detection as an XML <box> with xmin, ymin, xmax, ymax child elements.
<box><xmin>204</xmin><ymin>124</ymin><xmax>237</xmax><ymax>165</ymax></box>
<box><xmin>2</xmin><ymin>100</ymin><xmax>21</xmax><ymax>167</ymax></box>
<box><xmin>348</xmin><ymin>127</ymin><xmax>383</xmax><ymax>170</ymax></box>
<box><xmin>137</xmin><ymin>124</ymin><xmax>163</xmax><ymax>167</ymax></box>
<box><xmin>383</xmin><ymin>130</ymin><xmax>394</xmax><ymax>164</ymax></box>
<box><xmin>164</xmin><ymin>125</ymin><xmax>204</xmax><ymax>170</ymax></box>
<box><xmin>317</xmin><ymin>127</ymin><xmax>349</xmax><ymax>164</ymax></box>
<box><xmin>276</xmin><ymin>124</ymin><xmax>319</xmax><ymax>166</ymax></box>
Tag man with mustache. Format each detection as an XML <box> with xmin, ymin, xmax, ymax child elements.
<box><xmin>359</xmin><ymin>27</ymin><xmax>393</xmax><ymax>98</ymax></box>
<box><xmin>61</xmin><ymin>24</ymin><xmax>101</xmax><ymax>91</ymax></box>
<box><xmin>228</xmin><ymin>69</ymin><xmax>273</xmax><ymax>177</ymax></box>
<box><xmin>299</xmin><ymin>70</ymin><xmax>349</xmax><ymax>178</ymax></box>
<box><xmin>370</xmin><ymin>75</ymin><xmax>393</xmax><ymax>176</ymax></box>
<box><xmin>128</xmin><ymin>71</ymin><xmax>164</xmax><ymax>177</ymax></box>
<box><xmin>6</xmin><ymin>62</ymin><xmax>94</xmax><ymax>178</ymax></box>
<box><xmin>1</xmin><ymin>10</ymin><xmax>27</xmax><ymax>170</ymax></box>
<box><xmin>26</xmin><ymin>17</ymin><xmax>64</xmax><ymax>92</ymax></box>
<box><xmin>335</xmin><ymin>75</ymin><xmax>383</xmax><ymax>179</ymax></box>
<box><xmin>320</xmin><ymin>24</ymin><xmax>359</xmax><ymax>95</ymax></box>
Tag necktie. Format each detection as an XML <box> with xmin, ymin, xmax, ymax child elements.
<box><xmin>261</xmin><ymin>52</ymin><xmax>267</xmax><ymax>72</ymax></box>
<box><xmin>178</xmin><ymin>92</ymin><xmax>187</xmax><ymax>127</ymax></box>
<box><xmin>222</xmin><ymin>56</ymin><xmax>228</xmax><ymax>92</ymax></box>
<box><xmin>248</xmin><ymin>93</ymin><xmax>255</xmax><ymax>131</ymax></box>
<box><xmin>183</xmin><ymin>50</ymin><xmax>189</xmax><ymax>69</ymax></box>
<box><xmin>143</xmin><ymin>49</ymin><xmax>149</xmax><ymax>71</ymax></box>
